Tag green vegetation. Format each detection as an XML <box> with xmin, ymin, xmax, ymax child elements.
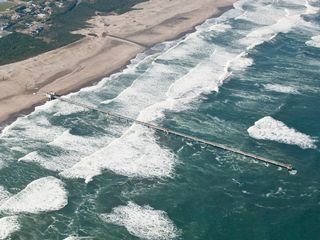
<box><xmin>0</xmin><ymin>0</ymin><xmax>146</xmax><ymax>65</ymax></box>
<box><xmin>49</xmin><ymin>0</ymin><xmax>146</xmax><ymax>30</ymax></box>
<box><xmin>0</xmin><ymin>32</ymin><xmax>51</xmax><ymax>65</ymax></box>
<box><xmin>0</xmin><ymin>1</ymin><xmax>15</xmax><ymax>12</ymax></box>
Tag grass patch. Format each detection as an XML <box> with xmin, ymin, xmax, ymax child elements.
<box><xmin>0</xmin><ymin>0</ymin><xmax>146</xmax><ymax>65</ymax></box>
<box><xmin>0</xmin><ymin>32</ymin><xmax>51</xmax><ymax>65</ymax></box>
<box><xmin>0</xmin><ymin>1</ymin><xmax>15</xmax><ymax>12</ymax></box>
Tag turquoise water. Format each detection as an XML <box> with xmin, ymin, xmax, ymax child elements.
<box><xmin>0</xmin><ymin>0</ymin><xmax>320</xmax><ymax>239</ymax></box>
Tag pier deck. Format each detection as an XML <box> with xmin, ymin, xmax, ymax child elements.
<box><xmin>52</xmin><ymin>95</ymin><xmax>294</xmax><ymax>171</ymax></box>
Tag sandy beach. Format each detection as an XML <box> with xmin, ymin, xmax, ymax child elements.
<box><xmin>0</xmin><ymin>0</ymin><xmax>236</xmax><ymax>127</ymax></box>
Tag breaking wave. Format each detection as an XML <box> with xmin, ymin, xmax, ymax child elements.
<box><xmin>0</xmin><ymin>176</ymin><xmax>68</xmax><ymax>214</ymax></box>
<box><xmin>306</xmin><ymin>35</ymin><xmax>320</xmax><ymax>48</ymax></box>
<box><xmin>247</xmin><ymin>116</ymin><xmax>317</xmax><ymax>149</ymax></box>
<box><xmin>0</xmin><ymin>216</ymin><xmax>20</xmax><ymax>240</ymax></box>
<box><xmin>60</xmin><ymin>124</ymin><xmax>175</xmax><ymax>183</ymax></box>
<box><xmin>263</xmin><ymin>84</ymin><xmax>300</xmax><ymax>94</ymax></box>
<box><xmin>0</xmin><ymin>0</ymin><xmax>318</xmax><ymax>237</ymax></box>
<box><xmin>100</xmin><ymin>202</ymin><xmax>180</xmax><ymax>240</ymax></box>
<box><xmin>1</xmin><ymin>0</ymin><xmax>318</xmax><ymax>180</ymax></box>
<box><xmin>0</xmin><ymin>186</ymin><xmax>11</xmax><ymax>205</ymax></box>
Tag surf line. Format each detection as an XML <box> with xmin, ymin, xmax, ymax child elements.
<box><xmin>46</xmin><ymin>92</ymin><xmax>294</xmax><ymax>172</ymax></box>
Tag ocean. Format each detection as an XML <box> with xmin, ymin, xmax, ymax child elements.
<box><xmin>0</xmin><ymin>0</ymin><xmax>319</xmax><ymax>239</ymax></box>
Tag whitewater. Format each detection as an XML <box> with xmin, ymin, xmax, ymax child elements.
<box><xmin>0</xmin><ymin>0</ymin><xmax>319</xmax><ymax>239</ymax></box>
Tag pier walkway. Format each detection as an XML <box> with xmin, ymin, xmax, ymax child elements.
<box><xmin>51</xmin><ymin>94</ymin><xmax>294</xmax><ymax>171</ymax></box>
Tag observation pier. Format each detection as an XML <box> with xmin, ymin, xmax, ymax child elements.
<box><xmin>46</xmin><ymin>92</ymin><xmax>294</xmax><ymax>172</ymax></box>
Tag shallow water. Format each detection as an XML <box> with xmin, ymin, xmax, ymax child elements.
<box><xmin>0</xmin><ymin>0</ymin><xmax>320</xmax><ymax>239</ymax></box>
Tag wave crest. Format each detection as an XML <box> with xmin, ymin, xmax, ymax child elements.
<box><xmin>100</xmin><ymin>202</ymin><xmax>180</xmax><ymax>240</ymax></box>
<box><xmin>248</xmin><ymin>116</ymin><xmax>317</xmax><ymax>149</ymax></box>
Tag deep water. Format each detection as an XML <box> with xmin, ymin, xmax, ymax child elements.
<box><xmin>0</xmin><ymin>0</ymin><xmax>320</xmax><ymax>239</ymax></box>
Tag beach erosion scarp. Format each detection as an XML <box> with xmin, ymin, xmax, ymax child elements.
<box><xmin>0</xmin><ymin>0</ymin><xmax>236</xmax><ymax>128</ymax></box>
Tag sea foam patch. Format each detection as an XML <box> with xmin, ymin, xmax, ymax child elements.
<box><xmin>63</xmin><ymin>236</ymin><xmax>89</xmax><ymax>240</ymax></box>
<box><xmin>0</xmin><ymin>176</ymin><xmax>68</xmax><ymax>214</ymax></box>
<box><xmin>235</xmin><ymin>0</ymin><xmax>315</xmax><ymax>50</ymax></box>
<box><xmin>61</xmin><ymin>27</ymin><xmax>257</xmax><ymax>183</ymax></box>
<box><xmin>0</xmin><ymin>216</ymin><xmax>20</xmax><ymax>240</ymax></box>
<box><xmin>263</xmin><ymin>84</ymin><xmax>299</xmax><ymax>94</ymax></box>
<box><xmin>304</xmin><ymin>0</ymin><xmax>319</xmax><ymax>14</ymax></box>
<box><xmin>0</xmin><ymin>115</ymin><xmax>65</xmax><ymax>150</ymax></box>
<box><xmin>0</xmin><ymin>186</ymin><xmax>11</xmax><ymax>205</ymax></box>
<box><xmin>236</xmin><ymin>1</ymin><xmax>286</xmax><ymax>26</ymax></box>
<box><xmin>63</xmin><ymin>237</ymin><xmax>79</xmax><ymax>240</ymax></box>
<box><xmin>0</xmin><ymin>158</ymin><xmax>5</xmax><ymax>170</ymax></box>
<box><xmin>239</xmin><ymin>14</ymin><xmax>303</xmax><ymax>49</ymax></box>
<box><xmin>18</xmin><ymin>150</ymin><xmax>78</xmax><ymax>172</ymax></box>
<box><xmin>248</xmin><ymin>116</ymin><xmax>317</xmax><ymax>149</ymax></box>
<box><xmin>306</xmin><ymin>35</ymin><xmax>320</xmax><ymax>48</ymax></box>
<box><xmin>61</xmin><ymin>124</ymin><xmax>175</xmax><ymax>182</ymax></box>
<box><xmin>208</xmin><ymin>23</ymin><xmax>232</xmax><ymax>33</ymax></box>
<box><xmin>100</xmin><ymin>202</ymin><xmax>180</xmax><ymax>240</ymax></box>
<box><xmin>166</xmin><ymin>48</ymin><xmax>248</xmax><ymax>101</ymax></box>
<box><xmin>19</xmin><ymin>130</ymin><xmax>113</xmax><ymax>172</ymax></box>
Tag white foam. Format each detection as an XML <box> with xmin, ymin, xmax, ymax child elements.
<box><xmin>167</xmin><ymin>61</ymin><xmax>221</xmax><ymax>100</ymax></box>
<box><xmin>0</xmin><ymin>115</ymin><xmax>65</xmax><ymax>146</ymax></box>
<box><xmin>233</xmin><ymin>0</ymin><xmax>250</xmax><ymax>11</ymax></box>
<box><xmin>235</xmin><ymin>0</ymin><xmax>316</xmax><ymax>50</ymax></box>
<box><xmin>157</xmin><ymin>40</ymin><xmax>193</xmax><ymax>62</ymax></box>
<box><xmin>208</xmin><ymin>23</ymin><xmax>232</xmax><ymax>33</ymax></box>
<box><xmin>19</xmin><ymin>130</ymin><xmax>112</xmax><ymax>172</ymax></box>
<box><xmin>97</xmin><ymin>58</ymin><xmax>187</xmax><ymax>119</ymax></box>
<box><xmin>248</xmin><ymin>116</ymin><xmax>317</xmax><ymax>149</ymax></box>
<box><xmin>0</xmin><ymin>40</ymin><xmax>172</xmax><ymax>161</ymax></box>
<box><xmin>306</xmin><ymin>35</ymin><xmax>320</xmax><ymax>48</ymax></box>
<box><xmin>0</xmin><ymin>160</ymin><xmax>5</xmax><ymax>170</ymax></box>
<box><xmin>4</xmin><ymin>0</ymin><xmax>319</xmax><ymax>184</ymax></box>
<box><xmin>304</xmin><ymin>0</ymin><xmax>319</xmax><ymax>14</ymax></box>
<box><xmin>52</xmin><ymin>101</ymin><xmax>88</xmax><ymax>116</ymax></box>
<box><xmin>77</xmin><ymin>40</ymin><xmax>174</xmax><ymax>95</ymax></box>
<box><xmin>19</xmin><ymin>150</ymin><xmax>76</xmax><ymax>172</ymax></box>
<box><xmin>0</xmin><ymin>186</ymin><xmax>11</xmax><ymax>205</ymax></box>
<box><xmin>236</xmin><ymin>2</ymin><xmax>286</xmax><ymax>26</ymax></box>
<box><xmin>0</xmin><ymin>99</ymin><xmax>78</xmax><ymax>142</ymax></box>
<box><xmin>1</xmin><ymin>115</ymin><xmax>62</xmax><ymax>139</ymax></box>
<box><xmin>59</xmin><ymin>38</ymin><xmax>222</xmax><ymax>183</ymax></box>
<box><xmin>63</xmin><ymin>236</ymin><xmax>92</xmax><ymax>240</ymax></box>
<box><xmin>100</xmin><ymin>202</ymin><xmax>180</xmax><ymax>240</ymax></box>
<box><xmin>0</xmin><ymin>176</ymin><xmax>68</xmax><ymax>214</ymax></box>
<box><xmin>263</xmin><ymin>84</ymin><xmax>299</xmax><ymax>94</ymax></box>
<box><xmin>136</xmin><ymin>99</ymin><xmax>177</xmax><ymax>123</ymax></box>
<box><xmin>157</xmin><ymin>49</ymin><xmax>252</xmax><ymax>113</ymax></box>
<box><xmin>0</xmin><ymin>216</ymin><xmax>20</xmax><ymax>240</ymax></box>
<box><xmin>239</xmin><ymin>14</ymin><xmax>303</xmax><ymax>49</ymax></box>
<box><xmin>230</xmin><ymin>52</ymin><xmax>253</xmax><ymax>71</ymax></box>
<box><xmin>49</xmin><ymin>130</ymin><xmax>102</xmax><ymax>150</ymax></box>
<box><xmin>61</xmin><ymin>38</ymin><xmax>255</xmax><ymax>183</ymax></box>
<box><xmin>60</xmin><ymin>124</ymin><xmax>175</xmax><ymax>182</ymax></box>
<box><xmin>9</xmin><ymin>32</ymin><xmax>191</xmax><ymax>179</ymax></box>
<box><xmin>166</xmin><ymin>48</ymin><xmax>237</xmax><ymax>100</ymax></box>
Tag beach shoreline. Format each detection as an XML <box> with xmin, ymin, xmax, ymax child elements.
<box><xmin>0</xmin><ymin>0</ymin><xmax>236</xmax><ymax>130</ymax></box>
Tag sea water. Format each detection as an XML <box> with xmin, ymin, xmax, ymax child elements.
<box><xmin>0</xmin><ymin>0</ymin><xmax>319</xmax><ymax>239</ymax></box>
